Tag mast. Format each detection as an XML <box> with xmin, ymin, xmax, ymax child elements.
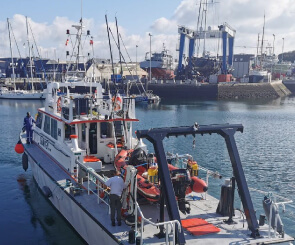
<box><xmin>7</xmin><ymin>18</ymin><xmax>16</xmax><ymax>91</ymax></box>
<box><xmin>203</xmin><ymin>0</ymin><xmax>208</xmax><ymax>57</ymax></box>
<box><xmin>115</xmin><ymin>17</ymin><xmax>123</xmax><ymax>81</ymax></box>
<box><xmin>26</xmin><ymin>16</ymin><xmax>34</xmax><ymax>91</ymax></box>
<box><xmin>256</xmin><ymin>33</ymin><xmax>260</xmax><ymax>67</ymax></box>
<box><xmin>105</xmin><ymin>15</ymin><xmax>116</xmax><ymax>86</ymax></box>
<box><xmin>260</xmin><ymin>13</ymin><xmax>265</xmax><ymax>65</ymax></box>
<box><xmin>196</xmin><ymin>0</ymin><xmax>203</xmax><ymax>57</ymax></box>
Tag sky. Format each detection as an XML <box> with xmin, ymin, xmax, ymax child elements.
<box><xmin>0</xmin><ymin>0</ymin><xmax>294</xmax><ymax>63</ymax></box>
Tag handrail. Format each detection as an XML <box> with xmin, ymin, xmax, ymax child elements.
<box><xmin>135</xmin><ymin>201</ymin><xmax>181</xmax><ymax>245</ymax></box>
<box><xmin>248</xmin><ymin>187</ymin><xmax>293</xmax><ymax>238</ymax></box>
<box><xmin>76</xmin><ymin>158</ymin><xmax>181</xmax><ymax>244</ymax></box>
<box><xmin>75</xmin><ymin>159</ymin><xmax>109</xmax><ymax>207</ymax></box>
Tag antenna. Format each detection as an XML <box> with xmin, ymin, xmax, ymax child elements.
<box><xmin>81</xmin><ymin>0</ymin><xmax>83</xmax><ymax>23</ymax></box>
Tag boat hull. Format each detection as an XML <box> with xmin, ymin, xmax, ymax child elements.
<box><xmin>0</xmin><ymin>91</ymin><xmax>44</xmax><ymax>100</ymax></box>
<box><xmin>25</xmin><ymin>148</ymin><xmax>119</xmax><ymax>245</ymax></box>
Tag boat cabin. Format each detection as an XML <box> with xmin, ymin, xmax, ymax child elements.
<box><xmin>33</xmin><ymin>82</ymin><xmax>140</xmax><ymax>177</ymax></box>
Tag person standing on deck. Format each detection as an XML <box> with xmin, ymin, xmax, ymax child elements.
<box><xmin>105</xmin><ymin>170</ymin><xmax>126</xmax><ymax>226</ymax></box>
<box><xmin>23</xmin><ymin>112</ymin><xmax>35</xmax><ymax>144</ymax></box>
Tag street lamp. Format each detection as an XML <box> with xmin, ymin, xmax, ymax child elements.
<box><xmin>280</xmin><ymin>37</ymin><xmax>285</xmax><ymax>79</ymax></box>
<box><xmin>272</xmin><ymin>34</ymin><xmax>275</xmax><ymax>55</ymax></box>
<box><xmin>149</xmin><ymin>33</ymin><xmax>152</xmax><ymax>83</ymax></box>
<box><xmin>136</xmin><ymin>45</ymin><xmax>138</xmax><ymax>81</ymax></box>
<box><xmin>282</xmin><ymin>37</ymin><xmax>285</xmax><ymax>62</ymax></box>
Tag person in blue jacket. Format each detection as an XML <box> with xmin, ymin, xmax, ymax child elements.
<box><xmin>23</xmin><ymin>112</ymin><xmax>35</xmax><ymax>144</ymax></box>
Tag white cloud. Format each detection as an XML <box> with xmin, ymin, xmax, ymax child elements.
<box><xmin>1</xmin><ymin>0</ymin><xmax>295</xmax><ymax>65</ymax></box>
<box><xmin>151</xmin><ymin>17</ymin><xmax>177</xmax><ymax>34</ymax></box>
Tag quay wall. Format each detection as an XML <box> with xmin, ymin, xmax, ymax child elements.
<box><xmin>146</xmin><ymin>83</ymin><xmax>218</xmax><ymax>100</ymax></box>
<box><xmin>282</xmin><ymin>80</ymin><xmax>295</xmax><ymax>94</ymax></box>
<box><xmin>218</xmin><ymin>81</ymin><xmax>291</xmax><ymax>99</ymax></box>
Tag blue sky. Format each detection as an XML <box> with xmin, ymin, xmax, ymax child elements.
<box><xmin>0</xmin><ymin>0</ymin><xmax>294</xmax><ymax>62</ymax></box>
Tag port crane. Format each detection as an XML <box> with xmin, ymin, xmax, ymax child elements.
<box><xmin>177</xmin><ymin>22</ymin><xmax>236</xmax><ymax>77</ymax></box>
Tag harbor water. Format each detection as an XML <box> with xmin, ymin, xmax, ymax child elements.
<box><xmin>1</xmin><ymin>97</ymin><xmax>295</xmax><ymax>244</ymax></box>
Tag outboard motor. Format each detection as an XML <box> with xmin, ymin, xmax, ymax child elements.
<box><xmin>171</xmin><ymin>169</ymin><xmax>191</xmax><ymax>214</ymax></box>
<box><xmin>129</xmin><ymin>148</ymin><xmax>147</xmax><ymax>167</ymax></box>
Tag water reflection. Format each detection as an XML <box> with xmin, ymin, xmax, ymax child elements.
<box><xmin>17</xmin><ymin>174</ymin><xmax>86</xmax><ymax>245</ymax></box>
<box><xmin>0</xmin><ymin>99</ymin><xmax>44</xmax><ymax>109</ymax></box>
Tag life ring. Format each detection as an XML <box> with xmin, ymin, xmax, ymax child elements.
<box><xmin>57</xmin><ymin>97</ymin><xmax>62</xmax><ymax>112</ymax></box>
<box><xmin>112</xmin><ymin>96</ymin><xmax>122</xmax><ymax>111</ymax></box>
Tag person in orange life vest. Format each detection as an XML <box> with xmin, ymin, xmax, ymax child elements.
<box><xmin>23</xmin><ymin>112</ymin><xmax>35</xmax><ymax>144</ymax></box>
<box><xmin>105</xmin><ymin>170</ymin><xmax>127</xmax><ymax>226</ymax></box>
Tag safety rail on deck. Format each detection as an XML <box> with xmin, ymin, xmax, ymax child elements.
<box><xmin>249</xmin><ymin>187</ymin><xmax>293</xmax><ymax>239</ymax></box>
<box><xmin>198</xmin><ymin>165</ymin><xmax>222</xmax><ymax>200</ymax></box>
<box><xmin>75</xmin><ymin>158</ymin><xmax>182</xmax><ymax>244</ymax></box>
<box><xmin>75</xmin><ymin>159</ymin><xmax>110</xmax><ymax>209</ymax></box>
<box><xmin>134</xmin><ymin>202</ymin><xmax>182</xmax><ymax>245</ymax></box>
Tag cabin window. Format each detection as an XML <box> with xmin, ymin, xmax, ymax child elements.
<box><xmin>114</xmin><ymin>121</ymin><xmax>122</xmax><ymax>137</ymax></box>
<box><xmin>65</xmin><ymin>124</ymin><xmax>75</xmax><ymax>140</ymax></box>
<box><xmin>100</xmin><ymin>122</ymin><xmax>112</xmax><ymax>138</ymax></box>
<box><xmin>82</xmin><ymin>124</ymin><xmax>86</xmax><ymax>141</ymax></box>
<box><xmin>44</xmin><ymin>115</ymin><xmax>50</xmax><ymax>135</ymax></box>
<box><xmin>89</xmin><ymin>123</ymin><xmax>97</xmax><ymax>154</ymax></box>
<box><xmin>36</xmin><ymin>112</ymin><xmax>43</xmax><ymax>129</ymax></box>
<box><xmin>51</xmin><ymin>118</ymin><xmax>58</xmax><ymax>140</ymax></box>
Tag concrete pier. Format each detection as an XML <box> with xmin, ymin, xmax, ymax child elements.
<box><xmin>218</xmin><ymin>81</ymin><xmax>291</xmax><ymax>99</ymax></box>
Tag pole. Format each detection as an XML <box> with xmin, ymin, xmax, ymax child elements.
<box><xmin>280</xmin><ymin>37</ymin><xmax>284</xmax><ymax>79</ymax></box>
<box><xmin>149</xmin><ymin>33</ymin><xmax>152</xmax><ymax>83</ymax></box>
<box><xmin>26</xmin><ymin>16</ymin><xmax>34</xmax><ymax>91</ymax></box>
<box><xmin>105</xmin><ymin>15</ymin><xmax>116</xmax><ymax>86</ymax></box>
<box><xmin>115</xmin><ymin>17</ymin><xmax>123</xmax><ymax>82</ymax></box>
<box><xmin>282</xmin><ymin>38</ymin><xmax>285</xmax><ymax>62</ymax></box>
<box><xmin>272</xmin><ymin>34</ymin><xmax>275</xmax><ymax>55</ymax></box>
<box><xmin>7</xmin><ymin>18</ymin><xmax>16</xmax><ymax>91</ymax></box>
<box><xmin>136</xmin><ymin>45</ymin><xmax>138</xmax><ymax>82</ymax></box>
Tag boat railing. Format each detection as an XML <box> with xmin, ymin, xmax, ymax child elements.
<box><xmin>248</xmin><ymin>187</ymin><xmax>293</xmax><ymax>239</ymax></box>
<box><xmin>198</xmin><ymin>165</ymin><xmax>222</xmax><ymax>200</ymax></box>
<box><xmin>75</xmin><ymin>159</ymin><xmax>110</xmax><ymax>210</ymax></box>
<box><xmin>135</xmin><ymin>201</ymin><xmax>181</xmax><ymax>245</ymax></box>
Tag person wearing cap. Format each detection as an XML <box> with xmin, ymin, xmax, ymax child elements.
<box><xmin>105</xmin><ymin>170</ymin><xmax>127</xmax><ymax>226</ymax></box>
<box><xmin>23</xmin><ymin>112</ymin><xmax>36</xmax><ymax>144</ymax></box>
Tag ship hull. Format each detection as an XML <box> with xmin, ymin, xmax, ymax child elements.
<box><xmin>141</xmin><ymin>67</ymin><xmax>175</xmax><ymax>80</ymax></box>
<box><xmin>25</xmin><ymin>146</ymin><xmax>119</xmax><ymax>245</ymax></box>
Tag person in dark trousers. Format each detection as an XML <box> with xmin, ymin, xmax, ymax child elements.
<box><xmin>23</xmin><ymin>112</ymin><xmax>35</xmax><ymax>144</ymax></box>
<box><xmin>105</xmin><ymin>170</ymin><xmax>126</xmax><ymax>226</ymax></box>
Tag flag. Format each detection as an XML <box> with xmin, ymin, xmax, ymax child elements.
<box><xmin>65</xmin><ymin>39</ymin><xmax>69</xmax><ymax>46</ymax></box>
<box><xmin>90</xmin><ymin>39</ymin><xmax>93</xmax><ymax>45</ymax></box>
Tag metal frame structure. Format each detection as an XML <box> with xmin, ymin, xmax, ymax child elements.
<box><xmin>136</xmin><ymin>123</ymin><xmax>259</xmax><ymax>244</ymax></box>
<box><xmin>177</xmin><ymin>23</ymin><xmax>236</xmax><ymax>75</ymax></box>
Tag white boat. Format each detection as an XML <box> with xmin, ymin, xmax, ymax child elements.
<box><xmin>16</xmin><ymin>77</ymin><xmax>294</xmax><ymax>244</ymax></box>
<box><xmin>0</xmin><ymin>87</ymin><xmax>45</xmax><ymax>100</ymax></box>
<box><xmin>249</xmin><ymin>69</ymin><xmax>271</xmax><ymax>83</ymax></box>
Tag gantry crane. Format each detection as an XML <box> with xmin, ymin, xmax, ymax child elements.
<box><xmin>177</xmin><ymin>22</ymin><xmax>236</xmax><ymax>77</ymax></box>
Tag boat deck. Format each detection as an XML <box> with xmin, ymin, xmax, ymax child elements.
<box><xmin>22</xmin><ymin>136</ymin><xmax>294</xmax><ymax>245</ymax></box>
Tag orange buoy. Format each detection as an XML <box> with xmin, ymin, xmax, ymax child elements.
<box><xmin>15</xmin><ymin>140</ymin><xmax>24</xmax><ymax>154</ymax></box>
